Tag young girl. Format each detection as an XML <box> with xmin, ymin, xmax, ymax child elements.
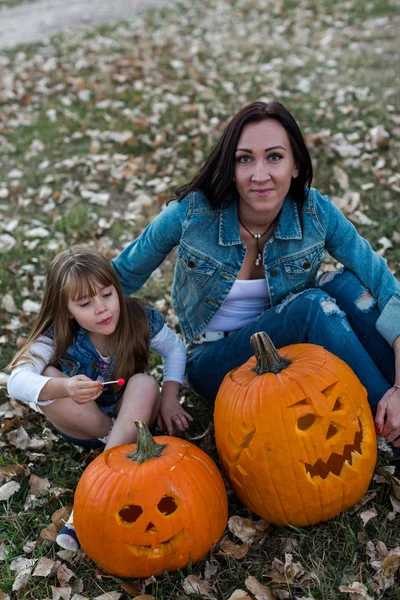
<box><xmin>7</xmin><ymin>245</ymin><xmax>191</xmax><ymax>551</ymax></box>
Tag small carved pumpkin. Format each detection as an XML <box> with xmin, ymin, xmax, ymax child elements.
<box><xmin>214</xmin><ymin>332</ymin><xmax>376</xmax><ymax>526</ymax></box>
<box><xmin>74</xmin><ymin>422</ymin><xmax>228</xmax><ymax>577</ymax></box>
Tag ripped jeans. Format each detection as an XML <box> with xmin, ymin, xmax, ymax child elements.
<box><xmin>186</xmin><ymin>269</ymin><xmax>395</xmax><ymax>418</ymax></box>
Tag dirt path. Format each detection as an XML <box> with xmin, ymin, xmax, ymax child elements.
<box><xmin>0</xmin><ymin>0</ymin><xmax>172</xmax><ymax>49</ymax></box>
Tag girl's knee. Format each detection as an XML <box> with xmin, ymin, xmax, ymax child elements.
<box><xmin>126</xmin><ymin>373</ymin><xmax>159</xmax><ymax>395</ymax></box>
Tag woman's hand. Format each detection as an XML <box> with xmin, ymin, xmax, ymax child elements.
<box><xmin>375</xmin><ymin>386</ymin><xmax>400</xmax><ymax>447</ymax></box>
<box><xmin>64</xmin><ymin>375</ymin><xmax>103</xmax><ymax>405</ymax></box>
<box><xmin>157</xmin><ymin>395</ymin><xmax>193</xmax><ymax>436</ymax></box>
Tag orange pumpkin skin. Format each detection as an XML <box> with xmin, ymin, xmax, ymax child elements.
<box><xmin>214</xmin><ymin>338</ymin><xmax>376</xmax><ymax>527</ymax></box>
<box><xmin>74</xmin><ymin>427</ymin><xmax>228</xmax><ymax>578</ymax></box>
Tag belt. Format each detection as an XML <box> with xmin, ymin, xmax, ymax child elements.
<box><xmin>192</xmin><ymin>330</ymin><xmax>234</xmax><ymax>344</ymax></box>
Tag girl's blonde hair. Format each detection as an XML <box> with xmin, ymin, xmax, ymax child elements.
<box><xmin>8</xmin><ymin>245</ymin><xmax>149</xmax><ymax>381</ymax></box>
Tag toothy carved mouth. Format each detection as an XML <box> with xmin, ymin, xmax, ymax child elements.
<box><xmin>124</xmin><ymin>529</ymin><xmax>184</xmax><ymax>557</ymax></box>
<box><xmin>304</xmin><ymin>419</ymin><xmax>363</xmax><ymax>479</ymax></box>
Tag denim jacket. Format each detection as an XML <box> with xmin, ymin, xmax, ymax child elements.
<box><xmin>48</xmin><ymin>305</ymin><xmax>165</xmax><ymax>407</ymax></box>
<box><xmin>112</xmin><ymin>188</ymin><xmax>400</xmax><ymax>346</ymax></box>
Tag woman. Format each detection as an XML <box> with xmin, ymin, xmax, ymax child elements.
<box><xmin>112</xmin><ymin>101</ymin><xmax>400</xmax><ymax>458</ymax></box>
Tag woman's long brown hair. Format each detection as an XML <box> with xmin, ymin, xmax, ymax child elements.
<box><xmin>8</xmin><ymin>246</ymin><xmax>149</xmax><ymax>382</ymax></box>
<box><xmin>170</xmin><ymin>101</ymin><xmax>313</xmax><ymax>209</ymax></box>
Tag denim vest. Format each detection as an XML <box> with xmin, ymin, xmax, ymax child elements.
<box><xmin>112</xmin><ymin>188</ymin><xmax>400</xmax><ymax>346</ymax></box>
<box><xmin>48</xmin><ymin>305</ymin><xmax>164</xmax><ymax>409</ymax></box>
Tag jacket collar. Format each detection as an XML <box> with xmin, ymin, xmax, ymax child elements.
<box><xmin>218</xmin><ymin>193</ymin><xmax>302</xmax><ymax>246</ymax></box>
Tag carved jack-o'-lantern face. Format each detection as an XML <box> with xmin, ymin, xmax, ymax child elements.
<box><xmin>74</xmin><ymin>423</ymin><xmax>228</xmax><ymax>578</ymax></box>
<box><xmin>116</xmin><ymin>494</ymin><xmax>183</xmax><ymax>559</ymax></box>
<box><xmin>214</xmin><ymin>334</ymin><xmax>376</xmax><ymax>527</ymax></box>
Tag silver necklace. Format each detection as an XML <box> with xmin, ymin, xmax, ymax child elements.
<box><xmin>238</xmin><ymin>216</ymin><xmax>276</xmax><ymax>266</ymax></box>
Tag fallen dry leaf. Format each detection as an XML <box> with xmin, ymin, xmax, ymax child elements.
<box><xmin>51</xmin><ymin>586</ymin><xmax>72</xmax><ymax>600</ymax></box>
<box><xmin>245</xmin><ymin>575</ymin><xmax>274</xmax><ymax>600</ymax></box>
<box><xmin>32</xmin><ymin>556</ymin><xmax>59</xmax><ymax>577</ymax></box>
<box><xmin>94</xmin><ymin>593</ymin><xmax>122</xmax><ymax>600</ymax></box>
<box><xmin>29</xmin><ymin>474</ymin><xmax>51</xmax><ymax>496</ymax></box>
<box><xmin>359</xmin><ymin>508</ymin><xmax>377</xmax><ymax>525</ymax></box>
<box><xmin>10</xmin><ymin>557</ymin><xmax>35</xmax><ymax>592</ymax></box>
<box><xmin>0</xmin><ymin>481</ymin><xmax>20</xmax><ymax>501</ymax></box>
<box><xmin>218</xmin><ymin>538</ymin><xmax>249</xmax><ymax>559</ymax></box>
<box><xmin>7</xmin><ymin>426</ymin><xmax>29</xmax><ymax>449</ymax></box>
<box><xmin>226</xmin><ymin>591</ymin><xmax>251</xmax><ymax>600</ymax></box>
<box><xmin>182</xmin><ymin>574</ymin><xmax>213</xmax><ymax>596</ymax></box>
<box><xmin>228</xmin><ymin>516</ymin><xmax>257</xmax><ymax>544</ymax></box>
<box><xmin>0</xmin><ymin>463</ymin><xmax>25</xmax><ymax>482</ymax></box>
<box><xmin>338</xmin><ymin>581</ymin><xmax>373</xmax><ymax>599</ymax></box>
<box><xmin>57</xmin><ymin>563</ymin><xmax>75</xmax><ymax>586</ymax></box>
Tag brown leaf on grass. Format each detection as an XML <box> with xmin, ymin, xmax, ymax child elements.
<box><xmin>94</xmin><ymin>593</ymin><xmax>122</xmax><ymax>600</ymax></box>
<box><xmin>70</xmin><ymin>579</ymin><xmax>84</xmax><ymax>594</ymax></box>
<box><xmin>0</xmin><ymin>463</ymin><xmax>25</xmax><ymax>483</ymax></box>
<box><xmin>338</xmin><ymin>582</ymin><xmax>373</xmax><ymax>599</ymax></box>
<box><xmin>71</xmin><ymin>595</ymin><xmax>89</xmax><ymax>600</ymax></box>
<box><xmin>245</xmin><ymin>575</ymin><xmax>275</xmax><ymax>600</ymax></box>
<box><xmin>10</xmin><ymin>557</ymin><xmax>35</xmax><ymax>592</ymax></box>
<box><xmin>228</xmin><ymin>516</ymin><xmax>257</xmax><ymax>544</ymax></box>
<box><xmin>182</xmin><ymin>575</ymin><xmax>213</xmax><ymax>596</ymax></box>
<box><xmin>392</xmin><ymin>476</ymin><xmax>400</xmax><ymax>500</ymax></box>
<box><xmin>95</xmin><ymin>566</ymin><xmax>115</xmax><ymax>579</ymax></box>
<box><xmin>57</xmin><ymin>564</ymin><xmax>75</xmax><ymax>586</ymax></box>
<box><xmin>204</xmin><ymin>559</ymin><xmax>219</xmax><ymax>580</ymax></box>
<box><xmin>218</xmin><ymin>538</ymin><xmax>249</xmax><ymax>559</ymax></box>
<box><xmin>0</xmin><ymin>542</ymin><xmax>9</xmax><ymax>560</ymax></box>
<box><xmin>32</xmin><ymin>556</ymin><xmax>60</xmax><ymax>577</ymax></box>
<box><xmin>51</xmin><ymin>586</ymin><xmax>72</xmax><ymax>600</ymax></box>
<box><xmin>0</xmin><ymin>481</ymin><xmax>20</xmax><ymax>501</ymax></box>
<box><xmin>359</xmin><ymin>508</ymin><xmax>377</xmax><ymax>525</ymax></box>
<box><xmin>23</xmin><ymin>540</ymin><xmax>37</xmax><ymax>554</ymax></box>
<box><xmin>0</xmin><ymin>591</ymin><xmax>10</xmax><ymax>600</ymax></box>
<box><xmin>120</xmin><ymin>580</ymin><xmax>144</xmax><ymax>595</ymax></box>
<box><xmin>130</xmin><ymin>596</ymin><xmax>155</xmax><ymax>600</ymax></box>
<box><xmin>226</xmin><ymin>591</ymin><xmax>251</xmax><ymax>600</ymax></box>
<box><xmin>29</xmin><ymin>474</ymin><xmax>51</xmax><ymax>496</ymax></box>
<box><xmin>354</xmin><ymin>491</ymin><xmax>377</xmax><ymax>508</ymax></box>
<box><xmin>52</xmin><ymin>506</ymin><xmax>72</xmax><ymax>530</ymax></box>
<box><xmin>40</xmin><ymin>522</ymin><xmax>58</xmax><ymax>542</ymax></box>
<box><xmin>7</xmin><ymin>426</ymin><xmax>29</xmax><ymax>449</ymax></box>
<box><xmin>266</xmin><ymin>554</ymin><xmax>305</xmax><ymax>585</ymax></box>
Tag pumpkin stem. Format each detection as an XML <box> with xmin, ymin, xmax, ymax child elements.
<box><xmin>250</xmin><ymin>332</ymin><xmax>292</xmax><ymax>375</ymax></box>
<box><xmin>127</xmin><ymin>421</ymin><xmax>167</xmax><ymax>464</ymax></box>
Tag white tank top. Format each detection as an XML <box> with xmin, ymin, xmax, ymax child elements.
<box><xmin>206</xmin><ymin>278</ymin><xmax>270</xmax><ymax>332</ymax></box>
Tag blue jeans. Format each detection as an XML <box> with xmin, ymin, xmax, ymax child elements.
<box><xmin>187</xmin><ymin>269</ymin><xmax>398</xmax><ymax>455</ymax></box>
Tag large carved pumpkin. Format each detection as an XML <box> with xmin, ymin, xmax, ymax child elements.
<box><xmin>214</xmin><ymin>332</ymin><xmax>376</xmax><ymax>527</ymax></box>
<box><xmin>74</xmin><ymin>422</ymin><xmax>228</xmax><ymax>577</ymax></box>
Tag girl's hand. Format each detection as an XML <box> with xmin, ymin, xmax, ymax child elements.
<box><xmin>157</xmin><ymin>396</ymin><xmax>193</xmax><ymax>436</ymax></box>
<box><xmin>375</xmin><ymin>386</ymin><xmax>400</xmax><ymax>447</ymax></box>
<box><xmin>65</xmin><ymin>375</ymin><xmax>103</xmax><ymax>404</ymax></box>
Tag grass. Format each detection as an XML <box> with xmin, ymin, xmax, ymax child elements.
<box><xmin>0</xmin><ymin>0</ymin><xmax>399</xmax><ymax>598</ymax></box>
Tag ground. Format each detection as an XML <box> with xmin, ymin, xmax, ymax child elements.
<box><xmin>0</xmin><ymin>0</ymin><xmax>399</xmax><ymax>598</ymax></box>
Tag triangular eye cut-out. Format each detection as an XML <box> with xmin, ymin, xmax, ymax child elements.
<box><xmin>332</xmin><ymin>398</ymin><xmax>342</xmax><ymax>411</ymax></box>
<box><xmin>321</xmin><ymin>382</ymin><xmax>339</xmax><ymax>398</ymax></box>
<box><xmin>289</xmin><ymin>397</ymin><xmax>312</xmax><ymax>408</ymax></box>
<box><xmin>326</xmin><ymin>424</ymin><xmax>338</xmax><ymax>439</ymax></box>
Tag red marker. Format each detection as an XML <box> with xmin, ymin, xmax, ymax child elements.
<box><xmin>102</xmin><ymin>378</ymin><xmax>125</xmax><ymax>386</ymax></box>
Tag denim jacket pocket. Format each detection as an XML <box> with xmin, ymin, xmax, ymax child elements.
<box><xmin>283</xmin><ymin>245</ymin><xmax>325</xmax><ymax>291</ymax></box>
<box><xmin>176</xmin><ymin>243</ymin><xmax>218</xmax><ymax>290</ymax></box>
<box><xmin>58</xmin><ymin>357</ymin><xmax>81</xmax><ymax>377</ymax></box>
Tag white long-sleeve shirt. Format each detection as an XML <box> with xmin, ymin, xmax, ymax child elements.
<box><xmin>7</xmin><ymin>324</ymin><xmax>186</xmax><ymax>405</ymax></box>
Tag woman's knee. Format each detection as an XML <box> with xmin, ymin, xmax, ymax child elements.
<box><xmin>316</xmin><ymin>268</ymin><xmax>376</xmax><ymax>311</ymax></box>
<box><xmin>276</xmin><ymin>288</ymin><xmax>345</xmax><ymax>319</ymax></box>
